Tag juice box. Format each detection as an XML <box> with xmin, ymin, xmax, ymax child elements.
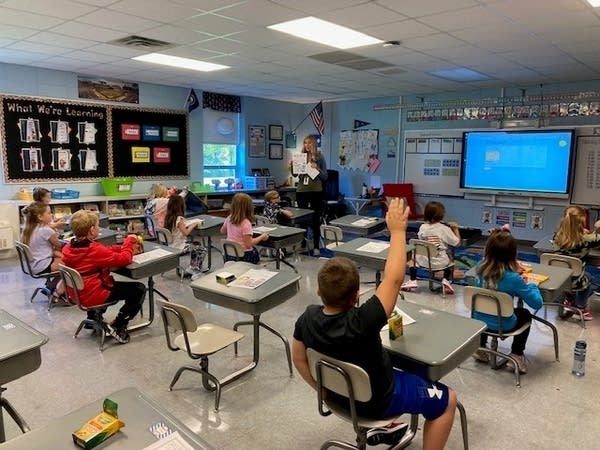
<box><xmin>388</xmin><ymin>314</ymin><xmax>403</xmax><ymax>340</ymax></box>
<box><xmin>72</xmin><ymin>398</ymin><xmax>125</xmax><ymax>449</ymax></box>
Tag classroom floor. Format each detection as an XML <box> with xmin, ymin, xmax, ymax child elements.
<box><xmin>2</xmin><ymin>244</ymin><xmax>600</xmax><ymax>450</ymax></box>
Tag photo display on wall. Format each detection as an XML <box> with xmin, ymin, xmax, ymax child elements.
<box><xmin>1</xmin><ymin>96</ymin><xmax>109</xmax><ymax>181</ymax></box>
<box><xmin>110</xmin><ymin>106</ymin><xmax>188</xmax><ymax>178</ymax></box>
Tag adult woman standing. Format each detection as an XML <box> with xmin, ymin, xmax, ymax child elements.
<box><xmin>293</xmin><ymin>135</ymin><xmax>327</xmax><ymax>256</ymax></box>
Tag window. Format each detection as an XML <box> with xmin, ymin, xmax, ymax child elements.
<box><xmin>203</xmin><ymin>143</ymin><xmax>237</xmax><ymax>186</ymax></box>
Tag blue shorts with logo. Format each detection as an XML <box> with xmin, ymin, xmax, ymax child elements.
<box><xmin>383</xmin><ymin>369</ymin><xmax>449</xmax><ymax>420</ymax></box>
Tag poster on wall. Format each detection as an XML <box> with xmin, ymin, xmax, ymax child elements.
<box><xmin>1</xmin><ymin>95</ymin><xmax>109</xmax><ymax>182</ymax></box>
<box><xmin>77</xmin><ymin>76</ymin><xmax>139</xmax><ymax>104</ymax></box>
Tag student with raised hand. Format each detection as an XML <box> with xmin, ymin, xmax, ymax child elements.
<box><xmin>473</xmin><ymin>229</ymin><xmax>542</xmax><ymax>374</ymax></box>
<box><xmin>552</xmin><ymin>205</ymin><xmax>600</xmax><ymax>320</ymax></box>
<box><xmin>292</xmin><ymin>198</ymin><xmax>458</xmax><ymax>450</ymax></box>
<box><xmin>220</xmin><ymin>193</ymin><xmax>268</xmax><ymax>264</ymax></box>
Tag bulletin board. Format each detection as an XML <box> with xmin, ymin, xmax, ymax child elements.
<box><xmin>1</xmin><ymin>95</ymin><xmax>109</xmax><ymax>182</ymax></box>
<box><xmin>338</xmin><ymin>129</ymin><xmax>379</xmax><ymax>172</ymax></box>
<box><xmin>110</xmin><ymin>106</ymin><xmax>188</xmax><ymax>178</ymax></box>
<box><xmin>0</xmin><ymin>94</ymin><xmax>189</xmax><ymax>183</ymax></box>
<box><xmin>403</xmin><ymin>130</ymin><xmax>463</xmax><ymax>196</ymax></box>
<box><xmin>571</xmin><ymin>135</ymin><xmax>600</xmax><ymax>206</ymax></box>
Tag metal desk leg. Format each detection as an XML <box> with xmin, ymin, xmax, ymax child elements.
<box><xmin>395</xmin><ymin>413</ymin><xmax>419</xmax><ymax>449</ymax></box>
<box><xmin>276</xmin><ymin>250</ymin><xmax>298</xmax><ymax>273</ymax></box>
<box><xmin>128</xmin><ymin>276</ymin><xmax>168</xmax><ymax>332</ymax></box>
<box><xmin>457</xmin><ymin>400</ymin><xmax>469</xmax><ymax>450</ymax></box>
<box><xmin>233</xmin><ymin>315</ymin><xmax>293</xmax><ymax>375</ymax></box>
<box><xmin>0</xmin><ymin>388</ymin><xmax>31</xmax><ymax>443</ymax></box>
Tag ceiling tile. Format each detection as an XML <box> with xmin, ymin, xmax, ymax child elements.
<box><xmin>418</xmin><ymin>5</ymin><xmax>509</xmax><ymax>32</ymax></box>
<box><xmin>8</xmin><ymin>41</ymin><xmax>72</xmax><ymax>56</ymax></box>
<box><xmin>363</xmin><ymin>19</ymin><xmax>438</xmax><ymax>41</ymax></box>
<box><xmin>75</xmin><ymin>9</ymin><xmax>161</xmax><ymax>33</ymax></box>
<box><xmin>25</xmin><ymin>31</ymin><xmax>98</xmax><ymax>49</ymax></box>
<box><xmin>0</xmin><ymin>24</ymin><xmax>39</xmax><ymax>40</ymax></box>
<box><xmin>0</xmin><ymin>8</ymin><xmax>64</xmax><ymax>29</ymax></box>
<box><xmin>107</xmin><ymin>0</ymin><xmax>202</xmax><ymax>22</ymax></box>
<box><xmin>2</xmin><ymin>0</ymin><xmax>98</xmax><ymax>19</ymax></box>
<box><xmin>49</xmin><ymin>21</ymin><xmax>127</xmax><ymax>41</ymax></box>
<box><xmin>376</xmin><ymin>0</ymin><xmax>479</xmax><ymax>18</ymax></box>
<box><xmin>140</xmin><ymin>25</ymin><xmax>213</xmax><ymax>46</ymax></box>
<box><xmin>180</xmin><ymin>13</ymin><xmax>248</xmax><ymax>36</ymax></box>
<box><xmin>321</xmin><ymin>3</ymin><xmax>407</xmax><ymax>29</ymax></box>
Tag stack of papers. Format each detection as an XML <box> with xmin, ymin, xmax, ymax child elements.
<box><xmin>351</xmin><ymin>218</ymin><xmax>377</xmax><ymax>226</ymax></box>
<box><xmin>356</xmin><ymin>242</ymin><xmax>389</xmax><ymax>253</ymax></box>
<box><xmin>254</xmin><ymin>226</ymin><xmax>277</xmax><ymax>233</ymax></box>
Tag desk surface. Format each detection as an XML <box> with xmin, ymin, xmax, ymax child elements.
<box><xmin>0</xmin><ymin>387</ymin><xmax>214</xmax><ymax>450</ymax></box>
<box><xmin>60</xmin><ymin>227</ymin><xmax>117</xmax><ymax>245</ymax></box>
<box><xmin>279</xmin><ymin>207</ymin><xmax>313</xmax><ymax>226</ymax></box>
<box><xmin>116</xmin><ymin>241</ymin><xmax>180</xmax><ymax>280</ymax></box>
<box><xmin>333</xmin><ymin>237</ymin><xmax>391</xmax><ymax>271</ymax></box>
<box><xmin>190</xmin><ymin>262</ymin><xmax>300</xmax><ymax>315</ymax></box>
<box><xmin>0</xmin><ymin>310</ymin><xmax>48</xmax><ymax>386</ymax></box>
<box><xmin>465</xmin><ymin>261</ymin><xmax>572</xmax><ymax>303</ymax></box>
<box><xmin>381</xmin><ymin>301</ymin><xmax>486</xmax><ymax>381</ymax></box>
<box><xmin>188</xmin><ymin>214</ymin><xmax>225</xmax><ymax>235</ymax></box>
<box><xmin>329</xmin><ymin>214</ymin><xmax>386</xmax><ymax>236</ymax></box>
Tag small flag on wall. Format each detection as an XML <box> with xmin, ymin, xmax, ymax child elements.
<box><xmin>186</xmin><ymin>88</ymin><xmax>199</xmax><ymax>113</ymax></box>
<box><xmin>354</xmin><ymin>119</ymin><xmax>370</xmax><ymax>129</ymax></box>
<box><xmin>309</xmin><ymin>101</ymin><xmax>325</xmax><ymax>135</ymax></box>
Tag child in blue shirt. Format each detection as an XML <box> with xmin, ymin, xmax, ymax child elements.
<box><xmin>473</xmin><ymin>229</ymin><xmax>542</xmax><ymax>374</ymax></box>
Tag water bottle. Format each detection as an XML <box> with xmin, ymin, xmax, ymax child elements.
<box><xmin>572</xmin><ymin>340</ymin><xmax>587</xmax><ymax>377</ymax></box>
<box><xmin>361</xmin><ymin>183</ymin><xmax>368</xmax><ymax>198</ymax></box>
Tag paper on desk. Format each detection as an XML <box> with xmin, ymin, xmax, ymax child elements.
<box><xmin>356</xmin><ymin>241</ymin><xmax>389</xmax><ymax>253</ymax></box>
<box><xmin>184</xmin><ymin>218</ymin><xmax>203</xmax><ymax>228</ymax></box>
<box><xmin>229</xmin><ymin>269</ymin><xmax>278</xmax><ymax>289</ymax></box>
<box><xmin>254</xmin><ymin>226</ymin><xmax>277</xmax><ymax>233</ymax></box>
<box><xmin>306</xmin><ymin>165</ymin><xmax>320</xmax><ymax>180</ymax></box>
<box><xmin>351</xmin><ymin>218</ymin><xmax>376</xmax><ymax>226</ymax></box>
<box><xmin>142</xmin><ymin>431</ymin><xmax>195</xmax><ymax>450</ymax></box>
<box><xmin>132</xmin><ymin>248</ymin><xmax>172</xmax><ymax>264</ymax></box>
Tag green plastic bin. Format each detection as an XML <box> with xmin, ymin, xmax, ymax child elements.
<box><xmin>101</xmin><ymin>177</ymin><xmax>134</xmax><ymax>196</ymax></box>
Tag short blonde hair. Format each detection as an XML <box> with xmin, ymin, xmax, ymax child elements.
<box><xmin>264</xmin><ymin>190</ymin><xmax>279</xmax><ymax>203</ymax></box>
<box><xmin>70</xmin><ymin>210</ymin><xmax>99</xmax><ymax>238</ymax></box>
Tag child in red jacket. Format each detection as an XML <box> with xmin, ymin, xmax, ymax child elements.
<box><xmin>62</xmin><ymin>210</ymin><xmax>145</xmax><ymax>344</ymax></box>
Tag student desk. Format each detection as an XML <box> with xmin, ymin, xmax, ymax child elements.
<box><xmin>0</xmin><ymin>309</ymin><xmax>48</xmax><ymax>443</ymax></box>
<box><xmin>115</xmin><ymin>242</ymin><xmax>180</xmax><ymax>331</ymax></box>
<box><xmin>329</xmin><ymin>214</ymin><xmax>386</xmax><ymax>237</ymax></box>
<box><xmin>534</xmin><ymin>234</ymin><xmax>600</xmax><ymax>265</ymax></box>
<box><xmin>0</xmin><ymin>387</ymin><xmax>214</xmax><ymax>449</ymax></box>
<box><xmin>188</xmin><ymin>214</ymin><xmax>225</xmax><ymax>271</ymax></box>
<box><xmin>382</xmin><ymin>302</ymin><xmax>485</xmax><ymax>450</ymax></box>
<box><xmin>278</xmin><ymin>207</ymin><xmax>313</xmax><ymax>228</ymax></box>
<box><xmin>253</xmin><ymin>224</ymin><xmax>306</xmax><ymax>272</ymax></box>
<box><xmin>332</xmin><ymin>237</ymin><xmax>413</xmax><ymax>287</ymax></box>
<box><xmin>190</xmin><ymin>262</ymin><xmax>300</xmax><ymax>377</ymax></box>
<box><xmin>465</xmin><ymin>262</ymin><xmax>572</xmax><ymax>303</ymax></box>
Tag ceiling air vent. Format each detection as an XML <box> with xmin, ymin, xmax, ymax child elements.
<box><xmin>110</xmin><ymin>35</ymin><xmax>173</xmax><ymax>50</ymax></box>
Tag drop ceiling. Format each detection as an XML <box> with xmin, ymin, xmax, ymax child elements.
<box><xmin>1</xmin><ymin>0</ymin><xmax>600</xmax><ymax>103</ymax></box>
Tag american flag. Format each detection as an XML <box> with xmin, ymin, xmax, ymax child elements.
<box><xmin>309</xmin><ymin>101</ymin><xmax>324</xmax><ymax>136</ymax></box>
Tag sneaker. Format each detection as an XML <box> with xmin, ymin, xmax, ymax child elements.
<box><xmin>506</xmin><ymin>353</ymin><xmax>527</xmax><ymax>374</ymax></box>
<box><xmin>401</xmin><ymin>279</ymin><xmax>418</xmax><ymax>291</ymax></box>
<box><xmin>472</xmin><ymin>349</ymin><xmax>490</xmax><ymax>363</ymax></box>
<box><xmin>441</xmin><ymin>278</ymin><xmax>454</xmax><ymax>295</ymax></box>
<box><xmin>104</xmin><ymin>322</ymin><xmax>130</xmax><ymax>344</ymax></box>
<box><xmin>366</xmin><ymin>422</ymin><xmax>409</xmax><ymax>446</ymax></box>
<box><xmin>582</xmin><ymin>310</ymin><xmax>594</xmax><ymax>321</ymax></box>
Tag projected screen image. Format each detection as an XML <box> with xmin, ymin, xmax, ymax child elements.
<box><xmin>461</xmin><ymin>130</ymin><xmax>575</xmax><ymax>195</ymax></box>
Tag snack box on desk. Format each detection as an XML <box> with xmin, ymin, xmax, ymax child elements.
<box><xmin>51</xmin><ymin>189</ymin><xmax>80</xmax><ymax>199</ymax></box>
<box><xmin>244</xmin><ymin>176</ymin><xmax>275</xmax><ymax>190</ymax></box>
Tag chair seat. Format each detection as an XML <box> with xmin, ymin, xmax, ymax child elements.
<box><xmin>325</xmin><ymin>242</ymin><xmax>341</xmax><ymax>250</ymax></box>
<box><xmin>325</xmin><ymin>398</ymin><xmax>400</xmax><ymax>429</ymax></box>
<box><xmin>174</xmin><ymin>324</ymin><xmax>244</xmax><ymax>355</ymax></box>
<box><xmin>485</xmin><ymin>321</ymin><xmax>531</xmax><ymax>338</ymax></box>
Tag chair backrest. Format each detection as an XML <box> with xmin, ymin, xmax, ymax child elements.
<box><xmin>409</xmin><ymin>238</ymin><xmax>438</xmax><ymax>268</ymax></box>
<box><xmin>255</xmin><ymin>215</ymin><xmax>270</xmax><ymax>226</ymax></box>
<box><xmin>58</xmin><ymin>264</ymin><xmax>86</xmax><ymax>309</ymax></box>
<box><xmin>155</xmin><ymin>227</ymin><xmax>173</xmax><ymax>246</ymax></box>
<box><xmin>540</xmin><ymin>253</ymin><xmax>583</xmax><ymax>277</ymax></box>
<box><xmin>157</xmin><ymin>299</ymin><xmax>197</xmax><ymax>332</ymax></box>
<box><xmin>382</xmin><ymin>183</ymin><xmax>422</xmax><ymax>219</ymax></box>
<box><xmin>324</xmin><ymin>169</ymin><xmax>340</xmax><ymax>200</ymax></box>
<box><xmin>306</xmin><ymin>348</ymin><xmax>372</xmax><ymax>403</ymax></box>
<box><xmin>320</xmin><ymin>225</ymin><xmax>343</xmax><ymax>246</ymax></box>
<box><xmin>463</xmin><ymin>286</ymin><xmax>515</xmax><ymax>318</ymax></box>
<box><xmin>15</xmin><ymin>240</ymin><xmax>35</xmax><ymax>277</ymax></box>
<box><xmin>222</xmin><ymin>239</ymin><xmax>245</xmax><ymax>260</ymax></box>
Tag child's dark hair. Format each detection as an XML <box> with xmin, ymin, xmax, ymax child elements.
<box><xmin>165</xmin><ymin>195</ymin><xmax>186</xmax><ymax>232</ymax></box>
<box><xmin>317</xmin><ymin>257</ymin><xmax>359</xmax><ymax>308</ymax></box>
<box><xmin>423</xmin><ymin>201</ymin><xmax>445</xmax><ymax>223</ymax></box>
<box><xmin>32</xmin><ymin>187</ymin><xmax>50</xmax><ymax>202</ymax></box>
<box><xmin>477</xmin><ymin>230</ymin><xmax>519</xmax><ymax>289</ymax></box>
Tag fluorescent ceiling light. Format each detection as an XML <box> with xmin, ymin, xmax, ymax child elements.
<box><xmin>132</xmin><ymin>53</ymin><xmax>229</xmax><ymax>72</ymax></box>
<box><xmin>430</xmin><ymin>68</ymin><xmax>490</xmax><ymax>82</ymax></box>
<box><xmin>268</xmin><ymin>17</ymin><xmax>382</xmax><ymax>49</ymax></box>
<box><xmin>585</xmin><ymin>0</ymin><xmax>600</xmax><ymax>7</ymax></box>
